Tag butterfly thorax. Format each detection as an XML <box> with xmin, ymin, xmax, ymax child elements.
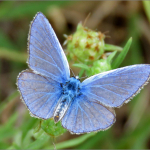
<box><xmin>54</xmin><ymin>77</ymin><xmax>81</xmax><ymax>123</ymax></box>
<box><xmin>63</xmin><ymin>77</ymin><xmax>81</xmax><ymax>97</ymax></box>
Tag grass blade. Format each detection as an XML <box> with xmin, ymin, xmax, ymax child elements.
<box><xmin>112</xmin><ymin>37</ymin><xmax>132</xmax><ymax>69</ymax></box>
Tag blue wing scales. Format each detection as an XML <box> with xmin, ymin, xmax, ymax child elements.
<box><xmin>17</xmin><ymin>70</ymin><xmax>62</xmax><ymax>119</ymax></box>
<box><xmin>61</xmin><ymin>95</ymin><xmax>115</xmax><ymax>134</ymax></box>
<box><xmin>28</xmin><ymin>12</ymin><xmax>70</xmax><ymax>83</ymax></box>
<box><xmin>62</xmin><ymin>65</ymin><xmax>150</xmax><ymax>134</ymax></box>
<box><xmin>81</xmin><ymin>65</ymin><xmax>150</xmax><ymax>107</ymax></box>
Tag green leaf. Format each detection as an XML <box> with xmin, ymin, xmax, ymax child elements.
<box><xmin>22</xmin><ymin>130</ymin><xmax>34</xmax><ymax>148</ymax></box>
<box><xmin>8</xmin><ymin>143</ymin><xmax>20</xmax><ymax>149</ymax></box>
<box><xmin>143</xmin><ymin>1</ymin><xmax>150</xmax><ymax>22</ymax></box>
<box><xmin>0</xmin><ymin>141</ymin><xmax>9</xmax><ymax>149</ymax></box>
<box><xmin>21</xmin><ymin>118</ymin><xmax>38</xmax><ymax>140</ymax></box>
<box><xmin>107</xmin><ymin>51</ymin><xmax>117</xmax><ymax>64</ymax></box>
<box><xmin>112</xmin><ymin>37</ymin><xmax>132</xmax><ymax>69</ymax></box>
<box><xmin>0</xmin><ymin>113</ymin><xmax>18</xmax><ymax>141</ymax></box>
<box><xmin>77</xmin><ymin>129</ymin><xmax>110</xmax><ymax>149</ymax></box>
<box><xmin>41</xmin><ymin>119</ymin><xmax>66</xmax><ymax>137</ymax></box>
<box><xmin>25</xmin><ymin>131</ymin><xmax>50</xmax><ymax>149</ymax></box>
<box><xmin>104</xmin><ymin>44</ymin><xmax>123</xmax><ymax>52</ymax></box>
<box><xmin>46</xmin><ymin>132</ymin><xmax>96</xmax><ymax>149</ymax></box>
<box><xmin>73</xmin><ymin>63</ymin><xmax>90</xmax><ymax>70</ymax></box>
<box><xmin>13</xmin><ymin>131</ymin><xmax>22</xmax><ymax>148</ymax></box>
<box><xmin>0</xmin><ymin>90</ymin><xmax>19</xmax><ymax>114</ymax></box>
<box><xmin>79</xmin><ymin>69</ymin><xmax>85</xmax><ymax>78</ymax></box>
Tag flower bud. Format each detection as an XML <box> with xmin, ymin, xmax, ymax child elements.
<box><xmin>86</xmin><ymin>59</ymin><xmax>111</xmax><ymax>76</ymax></box>
<box><xmin>65</xmin><ymin>23</ymin><xmax>105</xmax><ymax>64</ymax></box>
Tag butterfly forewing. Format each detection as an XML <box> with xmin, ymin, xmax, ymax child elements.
<box><xmin>28</xmin><ymin>12</ymin><xmax>70</xmax><ymax>83</ymax></box>
<box><xmin>81</xmin><ymin>65</ymin><xmax>150</xmax><ymax>108</ymax></box>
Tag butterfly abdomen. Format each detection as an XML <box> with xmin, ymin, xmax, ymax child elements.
<box><xmin>54</xmin><ymin>95</ymin><xmax>71</xmax><ymax>123</ymax></box>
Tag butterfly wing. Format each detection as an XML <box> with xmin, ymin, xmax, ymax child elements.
<box><xmin>17</xmin><ymin>70</ymin><xmax>62</xmax><ymax>119</ymax></box>
<box><xmin>61</xmin><ymin>94</ymin><xmax>115</xmax><ymax>134</ymax></box>
<box><xmin>17</xmin><ymin>12</ymin><xmax>70</xmax><ymax>119</ymax></box>
<box><xmin>62</xmin><ymin>65</ymin><xmax>150</xmax><ymax>134</ymax></box>
<box><xmin>28</xmin><ymin>12</ymin><xmax>70</xmax><ymax>83</ymax></box>
<box><xmin>81</xmin><ymin>65</ymin><xmax>150</xmax><ymax>107</ymax></box>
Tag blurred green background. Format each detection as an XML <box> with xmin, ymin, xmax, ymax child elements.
<box><xmin>0</xmin><ymin>1</ymin><xmax>150</xmax><ymax>149</ymax></box>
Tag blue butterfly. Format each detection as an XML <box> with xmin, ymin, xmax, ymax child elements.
<box><xmin>17</xmin><ymin>12</ymin><xmax>150</xmax><ymax>134</ymax></box>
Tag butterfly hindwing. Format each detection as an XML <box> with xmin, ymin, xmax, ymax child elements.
<box><xmin>17</xmin><ymin>70</ymin><xmax>62</xmax><ymax>119</ymax></box>
<box><xmin>28</xmin><ymin>12</ymin><xmax>70</xmax><ymax>83</ymax></box>
<box><xmin>81</xmin><ymin>65</ymin><xmax>150</xmax><ymax>108</ymax></box>
<box><xmin>61</xmin><ymin>94</ymin><xmax>115</xmax><ymax>134</ymax></box>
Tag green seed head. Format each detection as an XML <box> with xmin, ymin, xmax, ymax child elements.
<box><xmin>65</xmin><ymin>23</ymin><xmax>105</xmax><ymax>64</ymax></box>
<box><xmin>86</xmin><ymin>59</ymin><xmax>111</xmax><ymax>76</ymax></box>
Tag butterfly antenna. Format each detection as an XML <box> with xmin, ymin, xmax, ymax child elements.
<box><xmin>70</xmin><ymin>68</ymin><xmax>75</xmax><ymax>77</ymax></box>
<box><xmin>83</xmin><ymin>12</ymin><xmax>91</xmax><ymax>27</ymax></box>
